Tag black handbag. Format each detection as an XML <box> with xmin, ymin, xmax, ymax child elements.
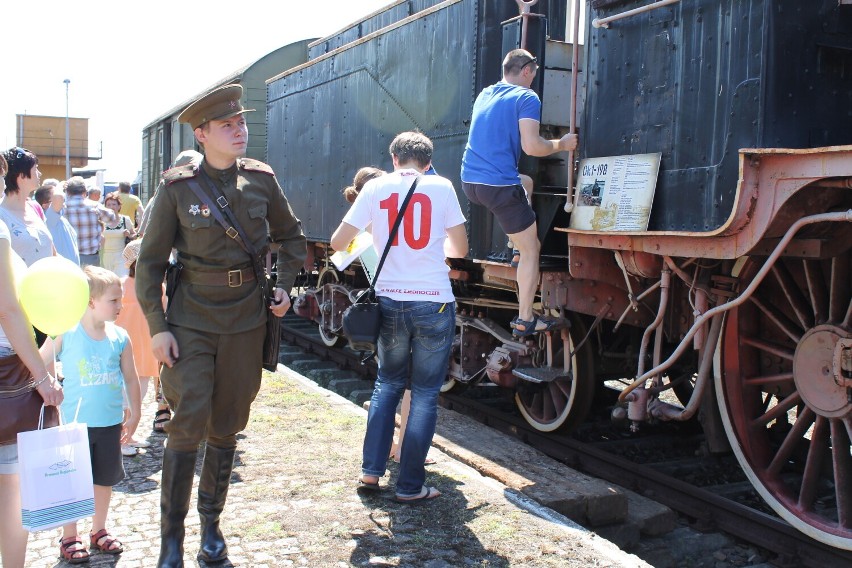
<box><xmin>186</xmin><ymin>174</ymin><xmax>282</xmax><ymax>372</ymax></box>
<box><xmin>341</xmin><ymin>288</ymin><xmax>381</xmax><ymax>354</ymax></box>
<box><xmin>341</xmin><ymin>175</ymin><xmax>421</xmax><ymax>361</ymax></box>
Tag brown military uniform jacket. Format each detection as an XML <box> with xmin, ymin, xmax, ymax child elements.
<box><xmin>136</xmin><ymin>158</ymin><xmax>306</xmax><ymax>336</ymax></box>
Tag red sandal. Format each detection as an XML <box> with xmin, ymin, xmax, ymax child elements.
<box><xmin>59</xmin><ymin>536</ymin><xmax>90</xmax><ymax>564</ymax></box>
<box><xmin>90</xmin><ymin>528</ymin><xmax>124</xmax><ymax>554</ymax></box>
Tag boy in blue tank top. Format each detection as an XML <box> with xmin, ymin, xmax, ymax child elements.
<box><xmin>40</xmin><ymin>266</ymin><xmax>141</xmax><ymax>563</ymax></box>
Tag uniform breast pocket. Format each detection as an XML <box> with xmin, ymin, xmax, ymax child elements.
<box><xmin>179</xmin><ymin>215</ymin><xmax>214</xmax><ymax>231</ymax></box>
<box><xmin>177</xmin><ymin>210</ymin><xmax>218</xmax><ymax>249</ymax></box>
<box><xmin>248</xmin><ymin>204</ymin><xmax>267</xmax><ymax>220</ymax></box>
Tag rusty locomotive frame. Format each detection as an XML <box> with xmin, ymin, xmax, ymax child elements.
<box><xmin>150</xmin><ymin>0</ymin><xmax>852</xmax><ymax>552</ymax></box>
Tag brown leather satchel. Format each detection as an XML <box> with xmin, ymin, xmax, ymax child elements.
<box><xmin>0</xmin><ymin>354</ymin><xmax>59</xmax><ymax>446</ymax></box>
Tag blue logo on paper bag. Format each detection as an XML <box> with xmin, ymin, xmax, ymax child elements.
<box><xmin>45</xmin><ymin>460</ymin><xmax>77</xmax><ymax>477</ymax></box>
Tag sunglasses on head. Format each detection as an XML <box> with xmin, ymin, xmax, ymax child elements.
<box><xmin>520</xmin><ymin>56</ymin><xmax>538</xmax><ymax>71</ymax></box>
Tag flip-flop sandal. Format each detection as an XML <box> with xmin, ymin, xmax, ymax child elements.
<box><xmin>395</xmin><ymin>486</ymin><xmax>441</xmax><ymax>504</ymax></box>
<box><xmin>357</xmin><ymin>479</ymin><xmax>381</xmax><ymax>492</ymax></box>
<box><xmin>59</xmin><ymin>536</ymin><xmax>90</xmax><ymax>564</ymax></box>
<box><xmin>510</xmin><ymin>249</ymin><xmax>520</xmax><ymax>268</ymax></box>
<box><xmin>510</xmin><ymin>315</ymin><xmax>561</xmax><ymax>337</ymax></box>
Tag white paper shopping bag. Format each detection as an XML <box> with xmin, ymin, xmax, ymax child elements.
<box><xmin>17</xmin><ymin>408</ymin><xmax>94</xmax><ymax>532</ymax></box>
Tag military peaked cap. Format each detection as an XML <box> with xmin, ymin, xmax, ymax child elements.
<box><xmin>178</xmin><ymin>84</ymin><xmax>255</xmax><ymax>130</ymax></box>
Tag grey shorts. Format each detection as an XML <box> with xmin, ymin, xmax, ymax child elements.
<box><xmin>0</xmin><ymin>443</ymin><xmax>18</xmax><ymax>475</ymax></box>
<box><xmin>88</xmin><ymin>424</ymin><xmax>125</xmax><ymax>486</ymax></box>
<box><xmin>462</xmin><ymin>182</ymin><xmax>536</xmax><ymax>235</ymax></box>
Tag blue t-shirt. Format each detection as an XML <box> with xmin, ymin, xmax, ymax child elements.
<box><xmin>461</xmin><ymin>81</ymin><xmax>542</xmax><ymax>186</ymax></box>
<box><xmin>58</xmin><ymin>322</ymin><xmax>128</xmax><ymax>427</ymax></box>
<box><xmin>45</xmin><ymin>208</ymin><xmax>80</xmax><ymax>265</ymax></box>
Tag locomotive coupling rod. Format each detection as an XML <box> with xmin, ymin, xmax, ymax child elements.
<box><xmin>617</xmin><ymin>209</ymin><xmax>852</xmax><ymax>404</ymax></box>
<box><xmin>593</xmin><ymin>0</ymin><xmax>681</xmax><ymax>29</ymax></box>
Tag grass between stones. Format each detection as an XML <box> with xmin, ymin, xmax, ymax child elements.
<box><xmin>221</xmin><ymin>370</ymin><xmax>620</xmax><ymax>567</ymax></box>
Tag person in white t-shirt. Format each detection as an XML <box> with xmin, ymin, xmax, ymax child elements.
<box><xmin>331</xmin><ymin>131</ymin><xmax>468</xmax><ymax>503</ymax></box>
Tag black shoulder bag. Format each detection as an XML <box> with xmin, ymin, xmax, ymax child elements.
<box><xmin>185</xmin><ymin>172</ymin><xmax>281</xmax><ymax>371</ymax></box>
<box><xmin>341</xmin><ymin>175</ymin><xmax>421</xmax><ymax>363</ymax></box>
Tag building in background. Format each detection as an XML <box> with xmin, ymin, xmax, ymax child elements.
<box><xmin>15</xmin><ymin>114</ymin><xmax>99</xmax><ymax>180</ymax></box>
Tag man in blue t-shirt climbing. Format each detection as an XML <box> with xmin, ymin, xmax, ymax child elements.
<box><xmin>461</xmin><ymin>48</ymin><xmax>578</xmax><ymax>337</ymax></box>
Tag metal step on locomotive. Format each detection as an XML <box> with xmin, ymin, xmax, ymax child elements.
<box><xmin>277</xmin><ymin>0</ymin><xmax>852</xmax><ymax>550</ymax></box>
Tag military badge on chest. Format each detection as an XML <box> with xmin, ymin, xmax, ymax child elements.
<box><xmin>200</xmin><ymin>204</ymin><xmax>211</xmax><ymax>218</ymax></box>
<box><xmin>188</xmin><ymin>204</ymin><xmax>201</xmax><ymax>216</ymax></box>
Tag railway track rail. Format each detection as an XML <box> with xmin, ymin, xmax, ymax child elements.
<box><xmin>279</xmin><ymin>315</ymin><xmax>852</xmax><ymax>567</ymax></box>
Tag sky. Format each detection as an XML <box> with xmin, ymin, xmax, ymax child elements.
<box><xmin>0</xmin><ymin>0</ymin><xmax>392</xmax><ymax>182</ymax></box>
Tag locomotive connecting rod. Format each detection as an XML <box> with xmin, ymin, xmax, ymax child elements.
<box><xmin>592</xmin><ymin>0</ymin><xmax>681</xmax><ymax>29</ymax></box>
<box><xmin>617</xmin><ymin>209</ymin><xmax>852</xmax><ymax>406</ymax></box>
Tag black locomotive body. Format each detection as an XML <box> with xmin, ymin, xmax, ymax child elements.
<box><xmin>266</xmin><ymin>0</ymin><xmax>852</xmax><ymax>550</ymax></box>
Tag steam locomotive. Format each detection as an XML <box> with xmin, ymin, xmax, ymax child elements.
<box><xmin>267</xmin><ymin>0</ymin><xmax>852</xmax><ymax>550</ymax></box>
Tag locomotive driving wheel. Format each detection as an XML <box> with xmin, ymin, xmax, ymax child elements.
<box><xmin>515</xmin><ymin>315</ymin><xmax>595</xmax><ymax>432</ymax></box>
<box><xmin>317</xmin><ymin>267</ymin><xmax>343</xmax><ymax>347</ymax></box>
<box><xmin>719</xmin><ymin>250</ymin><xmax>852</xmax><ymax>550</ymax></box>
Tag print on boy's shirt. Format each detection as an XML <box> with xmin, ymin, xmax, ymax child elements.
<box><xmin>77</xmin><ymin>355</ymin><xmax>123</xmax><ymax>386</ymax></box>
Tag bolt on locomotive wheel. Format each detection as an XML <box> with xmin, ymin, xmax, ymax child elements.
<box><xmin>514</xmin><ymin>315</ymin><xmax>596</xmax><ymax>433</ymax></box>
<box><xmin>718</xmin><ymin>251</ymin><xmax>852</xmax><ymax>550</ymax></box>
<box><xmin>317</xmin><ymin>267</ymin><xmax>342</xmax><ymax>347</ymax></box>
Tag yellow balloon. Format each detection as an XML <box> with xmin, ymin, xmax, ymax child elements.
<box><xmin>19</xmin><ymin>257</ymin><xmax>89</xmax><ymax>337</ymax></box>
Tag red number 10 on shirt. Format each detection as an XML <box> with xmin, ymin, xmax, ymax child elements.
<box><xmin>379</xmin><ymin>193</ymin><xmax>432</xmax><ymax>250</ymax></box>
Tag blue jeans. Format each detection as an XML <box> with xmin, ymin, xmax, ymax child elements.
<box><xmin>362</xmin><ymin>298</ymin><xmax>455</xmax><ymax>497</ymax></box>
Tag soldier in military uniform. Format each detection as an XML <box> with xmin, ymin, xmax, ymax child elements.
<box><xmin>135</xmin><ymin>84</ymin><xmax>306</xmax><ymax>568</ymax></box>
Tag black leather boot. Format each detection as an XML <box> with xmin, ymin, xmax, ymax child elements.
<box><xmin>197</xmin><ymin>444</ymin><xmax>236</xmax><ymax>563</ymax></box>
<box><xmin>157</xmin><ymin>448</ymin><xmax>197</xmax><ymax>568</ymax></box>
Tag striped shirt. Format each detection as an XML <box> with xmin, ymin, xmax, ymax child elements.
<box><xmin>65</xmin><ymin>196</ymin><xmax>116</xmax><ymax>255</ymax></box>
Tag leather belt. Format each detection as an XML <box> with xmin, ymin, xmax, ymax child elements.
<box><xmin>181</xmin><ymin>267</ymin><xmax>256</xmax><ymax>287</ymax></box>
